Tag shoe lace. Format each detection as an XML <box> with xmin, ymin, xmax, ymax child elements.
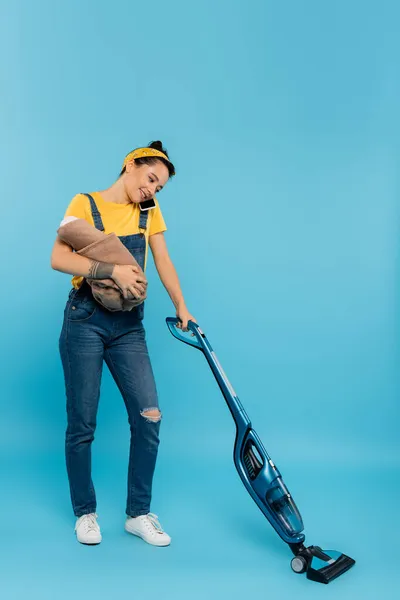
<box><xmin>144</xmin><ymin>513</ymin><xmax>164</xmax><ymax>534</ymax></box>
<box><xmin>81</xmin><ymin>513</ymin><xmax>99</xmax><ymax>533</ymax></box>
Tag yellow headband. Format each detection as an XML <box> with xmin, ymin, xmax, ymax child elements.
<box><xmin>122</xmin><ymin>147</ymin><xmax>170</xmax><ymax>169</ymax></box>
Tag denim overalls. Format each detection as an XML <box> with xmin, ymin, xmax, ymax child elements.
<box><xmin>59</xmin><ymin>194</ymin><xmax>161</xmax><ymax>518</ymax></box>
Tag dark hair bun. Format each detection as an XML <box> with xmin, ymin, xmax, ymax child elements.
<box><xmin>148</xmin><ymin>140</ymin><xmax>164</xmax><ymax>152</ymax></box>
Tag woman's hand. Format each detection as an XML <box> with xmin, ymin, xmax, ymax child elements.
<box><xmin>176</xmin><ymin>304</ymin><xmax>197</xmax><ymax>332</ymax></box>
<box><xmin>111</xmin><ymin>264</ymin><xmax>148</xmax><ymax>299</ymax></box>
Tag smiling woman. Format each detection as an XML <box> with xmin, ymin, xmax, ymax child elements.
<box><xmin>50</xmin><ymin>140</ymin><xmax>196</xmax><ymax>547</ymax></box>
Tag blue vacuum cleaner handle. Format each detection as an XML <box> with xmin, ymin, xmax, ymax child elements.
<box><xmin>165</xmin><ymin>318</ymin><xmax>204</xmax><ymax>350</ymax></box>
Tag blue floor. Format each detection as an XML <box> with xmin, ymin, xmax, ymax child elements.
<box><xmin>1</xmin><ymin>448</ymin><xmax>398</xmax><ymax>600</ymax></box>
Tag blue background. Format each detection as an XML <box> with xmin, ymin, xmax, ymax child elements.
<box><xmin>0</xmin><ymin>0</ymin><xmax>399</xmax><ymax>598</ymax></box>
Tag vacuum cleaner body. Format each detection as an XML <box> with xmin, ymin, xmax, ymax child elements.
<box><xmin>166</xmin><ymin>318</ymin><xmax>355</xmax><ymax>584</ymax></box>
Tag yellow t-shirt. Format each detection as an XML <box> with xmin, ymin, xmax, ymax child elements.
<box><xmin>63</xmin><ymin>191</ymin><xmax>167</xmax><ymax>288</ymax></box>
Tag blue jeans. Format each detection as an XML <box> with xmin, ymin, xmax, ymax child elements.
<box><xmin>59</xmin><ymin>285</ymin><xmax>161</xmax><ymax>518</ymax></box>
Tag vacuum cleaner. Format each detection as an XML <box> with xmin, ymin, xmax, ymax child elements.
<box><xmin>166</xmin><ymin>317</ymin><xmax>355</xmax><ymax>584</ymax></box>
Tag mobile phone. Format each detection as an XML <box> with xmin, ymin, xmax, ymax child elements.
<box><xmin>139</xmin><ymin>198</ymin><xmax>156</xmax><ymax>211</ymax></box>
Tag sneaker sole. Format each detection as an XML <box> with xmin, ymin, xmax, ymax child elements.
<box><xmin>78</xmin><ymin>540</ymin><xmax>102</xmax><ymax>545</ymax></box>
<box><xmin>124</xmin><ymin>525</ymin><xmax>171</xmax><ymax>547</ymax></box>
<box><xmin>76</xmin><ymin>535</ymin><xmax>102</xmax><ymax>545</ymax></box>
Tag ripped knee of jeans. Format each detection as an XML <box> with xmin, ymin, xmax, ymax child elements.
<box><xmin>140</xmin><ymin>408</ymin><xmax>162</xmax><ymax>423</ymax></box>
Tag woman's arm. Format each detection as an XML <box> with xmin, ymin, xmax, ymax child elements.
<box><xmin>149</xmin><ymin>232</ymin><xmax>196</xmax><ymax>329</ymax></box>
<box><xmin>149</xmin><ymin>232</ymin><xmax>185</xmax><ymax>308</ymax></box>
<box><xmin>50</xmin><ymin>237</ymin><xmax>147</xmax><ymax>298</ymax></box>
<box><xmin>50</xmin><ymin>236</ymin><xmax>114</xmax><ymax>279</ymax></box>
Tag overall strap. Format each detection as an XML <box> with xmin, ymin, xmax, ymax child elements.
<box><xmin>83</xmin><ymin>193</ymin><xmax>105</xmax><ymax>232</ymax></box>
<box><xmin>138</xmin><ymin>209</ymin><xmax>149</xmax><ymax>234</ymax></box>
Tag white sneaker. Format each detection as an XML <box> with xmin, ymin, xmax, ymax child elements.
<box><xmin>125</xmin><ymin>513</ymin><xmax>171</xmax><ymax>546</ymax></box>
<box><xmin>75</xmin><ymin>513</ymin><xmax>102</xmax><ymax>545</ymax></box>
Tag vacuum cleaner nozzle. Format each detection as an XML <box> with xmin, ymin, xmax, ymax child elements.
<box><xmin>290</xmin><ymin>544</ymin><xmax>356</xmax><ymax>584</ymax></box>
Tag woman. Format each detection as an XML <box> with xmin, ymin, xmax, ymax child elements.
<box><xmin>51</xmin><ymin>141</ymin><xmax>195</xmax><ymax>546</ymax></box>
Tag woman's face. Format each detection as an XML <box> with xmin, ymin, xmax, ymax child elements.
<box><xmin>124</xmin><ymin>160</ymin><xmax>170</xmax><ymax>204</ymax></box>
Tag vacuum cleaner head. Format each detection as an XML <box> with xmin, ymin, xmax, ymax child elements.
<box><xmin>290</xmin><ymin>544</ymin><xmax>356</xmax><ymax>584</ymax></box>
